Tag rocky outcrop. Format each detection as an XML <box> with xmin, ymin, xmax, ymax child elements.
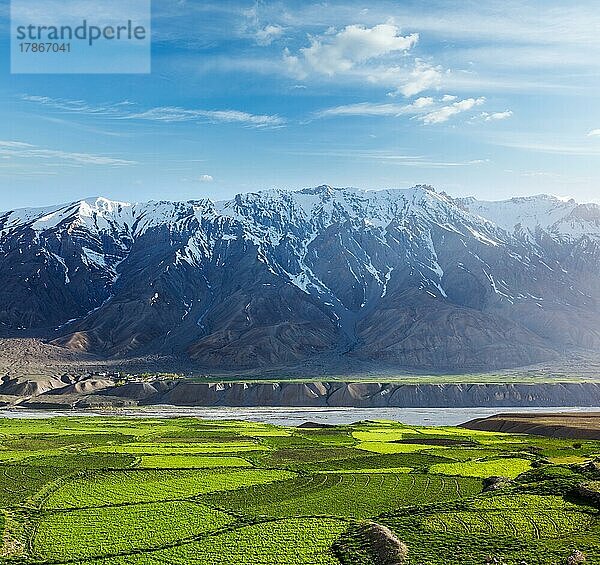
<box><xmin>0</xmin><ymin>374</ymin><xmax>74</xmax><ymax>396</ymax></box>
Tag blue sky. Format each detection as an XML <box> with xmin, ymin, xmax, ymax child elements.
<box><xmin>1</xmin><ymin>0</ymin><xmax>600</xmax><ymax>209</ymax></box>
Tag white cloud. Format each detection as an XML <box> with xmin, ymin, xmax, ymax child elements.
<box><xmin>480</xmin><ymin>110</ymin><xmax>513</xmax><ymax>121</ymax></box>
<box><xmin>282</xmin><ymin>23</ymin><xmax>442</xmax><ymax>97</ymax></box>
<box><xmin>288</xmin><ymin>24</ymin><xmax>418</xmax><ymax>77</ymax></box>
<box><xmin>421</xmin><ymin>97</ymin><xmax>485</xmax><ymax>125</ymax></box>
<box><xmin>151</xmin><ymin>2</ymin><xmax>600</xmax><ymax>96</ymax></box>
<box><xmin>587</xmin><ymin>129</ymin><xmax>600</xmax><ymax>137</ymax></box>
<box><xmin>412</xmin><ymin>96</ymin><xmax>435</xmax><ymax>108</ymax></box>
<box><xmin>255</xmin><ymin>24</ymin><xmax>284</xmax><ymax>46</ymax></box>
<box><xmin>0</xmin><ymin>140</ymin><xmax>136</xmax><ymax>166</ymax></box>
<box><xmin>21</xmin><ymin>95</ymin><xmax>284</xmax><ymax>128</ymax></box>
<box><xmin>398</xmin><ymin>60</ymin><xmax>442</xmax><ymax>97</ymax></box>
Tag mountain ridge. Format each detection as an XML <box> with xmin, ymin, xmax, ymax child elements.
<box><xmin>1</xmin><ymin>185</ymin><xmax>599</xmax><ymax>372</ymax></box>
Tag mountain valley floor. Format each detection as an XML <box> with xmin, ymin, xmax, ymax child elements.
<box><xmin>2</xmin><ymin>337</ymin><xmax>600</xmax><ymax>384</ymax></box>
<box><xmin>1</xmin><ymin>415</ymin><xmax>600</xmax><ymax>564</ymax></box>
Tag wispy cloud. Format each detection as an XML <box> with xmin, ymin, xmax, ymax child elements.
<box><xmin>317</xmin><ymin>95</ymin><xmax>485</xmax><ymax>125</ymax></box>
<box><xmin>421</xmin><ymin>97</ymin><xmax>485</xmax><ymax>125</ymax></box>
<box><xmin>21</xmin><ymin>95</ymin><xmax>284</xmax><ymax>128</ymax></box>
<box><xmin>126</xmin><ymin>107</ymin><xmax>284</xmax><ymax>127</ymax></box>
<box><xmin>36</xmin><ymin>115</ymin><xmax>130</xmax><ymax>138</ymax></box>
<box><xmin>255</xmin><ymin>24</ymin><xmax>285</xmax><ymax>46</ymax></box>
<box><xmin>495</xmin><ymin>139</ymin><xmax>600</xmax><ymax>156</ymax></box>
<box><xmin>316</xmin><ymin>96</ymin><xmax>433</xmax><ymax>118</ymax></box>
<box><xmin>587</xmin><ymin>129</ymin><xmax>600</xmax><ymax>137</ymax></box>
<box><xmin>21</xmin><ymin>95</ymin><xmax>131</xmax><ymax>116</ymax></box>
<box><xmin>240</xmin><ymin>2</ymin><xmax>285</xmax><ymax>45</ymax></box>
<box><xmin>286</xmin><ymin>148</ymin><xmax>488</xmax><ymax>168</ymax></box>
<box><xmin>0</xmin><ymin>140</ymin><xmax>136</xmax><ymax>166</ymax></box>
<box><xmin>479</xmin><ymin>110</ymin><xmax>513</xmax><ymax>121</ymax></box>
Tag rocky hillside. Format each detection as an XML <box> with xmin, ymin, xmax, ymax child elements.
<box><xmin>3</xmin><ymin>374</ymin><xmax>600</xmax><ymax>410</ymax></box>
<box><xmin>1</xmin><ymin>185</ymin><xmax>599</xmax><ymax>371</ymax></box>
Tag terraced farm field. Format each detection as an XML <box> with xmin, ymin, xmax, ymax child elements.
<box><xmin>33</xmin><ymin>501</ymin><xmax>235</xmax><ymax>561</ymax></box>
<box><xmin>43</xmin><ymin>468</ymin><xmax>294</xmax><ymax>509</ymax></box>
<box><xmin>202</xmin><ymin>471</ymin><xmax>482</xmax><ymax>518</ymax></box>
<box><xmin>0</xmin><ymin>416</ymin><xmax>599</xmax><ymax>564</ymax></box>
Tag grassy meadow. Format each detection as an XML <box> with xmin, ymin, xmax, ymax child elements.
<box><xmin>0</xmin><ymin>416</ymin><xmax>599</xmax><ymax>564</ymax></box>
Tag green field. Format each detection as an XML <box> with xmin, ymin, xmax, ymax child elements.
<box><xmin>0</xmin><ymin>416</ymin><xmax>599</xmax><ymax>564</ymax></box>
<box><xmin>430</xmin><ymin>457</ymin><xmax>533</xmax><ymax>478</ymax></box>
<box><xmin>43</xmin><ymin>468</ymin><xmax>294</xmax><ymax>509</ymax></box>
<box><xmin>137</xmin><ymin>454</ymin><xmax>252</xmax><ymax>468</ymax></box>
<box><xmin>33</xmin><ymin>501</ymin><xmax>235</xmax><ymax>561</ymax></box>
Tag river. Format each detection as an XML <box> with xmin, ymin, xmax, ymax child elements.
<box><xmin>1</xmin><ymin>405</ymin><xmax>599</xmax><ymax>426</ymax></box>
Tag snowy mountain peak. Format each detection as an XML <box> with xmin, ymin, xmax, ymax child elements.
<box><xmin>459</xmin><ymin>194</ymin><xmax>600</xmax><ymax>240</ymax></box>
<box><xmin>78</xmin><ymin>196</ymin><xmax>132</xmax><ymax>217</ymax></box>
<box><xmin>298</xmin><ymin>184</ymin><xmax>346</xmax><ymax>195</ymax></box>
<box><xmin>3</xmin><ymin>186</ymin><xmax>599</xmax><ymax>245</ymax></box>
<box><xmin>1</xmin><ymin>185</ymin><xmax>600</xmax><ymax>371</ymax></box>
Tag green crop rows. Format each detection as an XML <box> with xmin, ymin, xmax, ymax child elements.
<box><xmin>0</xmin><ymin>416</ymin><xmax>599</xmax><ymax>564</ymax></box>
<box><xmin>430</xmin><ymin>457</ymin><xmax>533</xmax><ymax>478</ymax></box>
<box><xmin>80</xmin><ymin>518</ymin><xmax>349</xmax><ymax>565</ymax></box>
<box><xmin>137</xmin><ymin>455</ymin><xmax>252</xmax><ymax>468</ymax></box>
<box><xmin>203</xmin><ymin>471</ymin><xmax>482</xmax><ymax>519</ymax></box>
<box><xmin>422</xmin><ymin>494</ymin><xmax>595</xmax><ymax>539</ymax></box>
<box><xmin>33</xmin><ymin>501</ymin><xmax>235</xmax><ymax>561</ymax></box>
<box><xmin>43</xmin><ymin>468</ymin><xmax>295</xmax><ymax>509</ymax></box>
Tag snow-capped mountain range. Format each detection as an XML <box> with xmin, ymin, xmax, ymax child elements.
<box><xmin>1</xmin><ymin>185</ymin><xmax>599</xmax><ymax>371</ymax></box>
